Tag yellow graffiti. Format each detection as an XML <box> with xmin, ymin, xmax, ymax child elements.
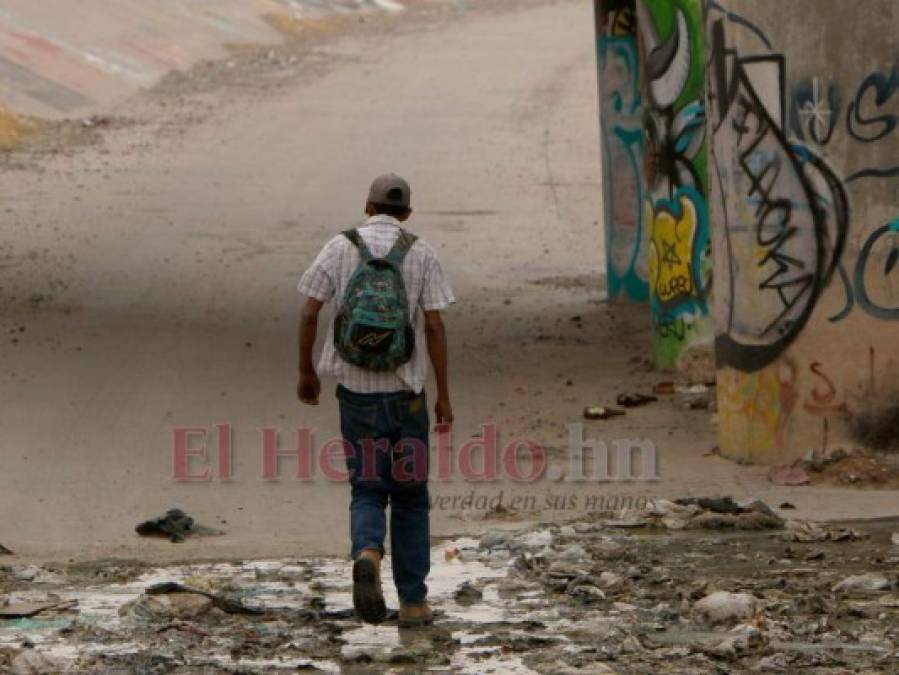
<box><xmin>609</xmin><ymin>8</ymin><xmax>637</xmax><ymax>36</ymax></box>
<box><xmin>718</xmin><ymin>360</ymin><xmax>799</xmax><ymax>460</ymax></box>
<box><xmin>648</xmin><ymin>195</ymin><xmax>698</xmax><ymax>305</ymax></box>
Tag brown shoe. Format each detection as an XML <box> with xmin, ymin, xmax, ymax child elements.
<box><xmin>352</xmin><ymin>549</ymin><xmax>386</xmax><ymax>624</ymax></box>
<box><xmin>398</xmin><ymin>601</ymin><xmax>433</xmax><ymax>628</ymax></box>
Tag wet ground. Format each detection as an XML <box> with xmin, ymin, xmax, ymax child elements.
<box><xmin>2</xmin><ymin>503</ymin><xmax>897</xmax><ymax>673</ymax></box>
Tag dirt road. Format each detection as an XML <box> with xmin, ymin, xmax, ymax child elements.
<box><xmin>0</xmin><ymin>0</ymin><xmax>896</xmax><ymax>564</ymax></box>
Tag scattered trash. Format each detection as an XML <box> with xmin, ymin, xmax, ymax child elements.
<box><xmin>768</xmin><ymin>462</ymin><xmax>811</xmax><ymax>486</ymax></box>
<box><xmin>780</xmin><ymin>521</ymin><xmax>866</xmax><ymax>543</ymax></box>
<box><xmin>832</xmin><ymin>573</ymin><xmax>891</xmax><ymax>594</ymax></box>
<box><xmin>692</xmin><ymin>591</ymin><xmax>758</xmax><ymax>626</ymax></box>
<box><xmin>145</xmin><ymin>582</ymin><xmax>265</xmax><ymax>615</ymax></box>
<box><xmin>0</xmin><ymin>600</ymin><xmax>78</xmax><ymax>620</ymax></box>
<box><xmin>676</xmin><ymin>383</ymin><xmax>708</xmax><ymax>395</ymax></box>
<box><xmin>453</xmin><ymin>582</ymin><xmax>482</xmax><ymax>605</ymax></box>
<box><xmin>674</xmin><ymin>496</ymin><xmax>741</xmax><ymax>514</ymax></box>
<box><xmin>1</xmin><ymin>512</ymin><xmax>897</xmax><ymax>672</ymax></box>
<box><xmin>135</xmin><ymin>508</ymin><xmax>224</xmax><ymax>543</ymax></box>
<box><xmin>892</xmin><ymin>532</ymin><xmax>899</xmax><ymax>546</ymax></box>
<box><xmin>81</xmin><ymin>115</ymin><xmax>111</xmax><ymax>128</ymax></box>
<box><xmin>615</xmin><ymin>393</ymin><xmax>657</xmax><ymax>408</ymax></box>
<box><xmin>653</xmin><ymin>381</ymin><xmax>675</xmax><ymax>395</ymax></box>
<box><xmin>583</xmin><ymin>406</ymin><xmax>626</xmax><ymax>420</ymax></box>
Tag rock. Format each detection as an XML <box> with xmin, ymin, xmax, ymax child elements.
<box><xmin>479</xmin><ymin>529</ymin><xmax>511</xmax><ymax>551</ymax></box>
<box><xmin>9</xmin><ymin>566</ymin><xmax>65</xmax><ymax>584</ymax></box>
<box><xmin>453</xmin><ymin>581</ymin><xmax>482</xmax><ymax>605</ymax></box>
<box><xmin>0</xmin><ymin>543</ymin><xmax>13</xmax><ymax>556</ymax></box>
<box><xmin>755</xmin><ymin>653</ymin><xmax>788</xmax><ymax>671</ymax></box>
<box><xmin>592</xmin><ymin>540</ymin><xmax>627</xmax><ymax>560</ymax></box>
<box><xmin>782</xmin><ymin>520</ymin><xmax>829</xmax><ymax>542</ymax></box>
<box><xmin>11</xmin><ymin>651</ymin><xmax>63</xmax><ymax>675</ymax></box>
<box><xmin>124</xmin><ymin>592</ymin><xmax>213</xmax><ymax>620</ymax></box>
<box><xmin>520</xmin><ymin>529</ymin><xmax>552</xmax><ymax>548</ymax></box>
<box><xmin>738</xmin><ymin>498</ymin><xmax>782</xmax><ymax>520</ymax></box>
<box><xmin>832</xmin><ymin>573</ymin><xmax>891</xmax><ymax>594</ymax></box>
<box><xmin>341</xmin><ymin>644</ymin><xmax>376</xmax><ymax>662</ymax></box>
<box><xmin>892</xmin><ymin>532</ymin><xmax>899</xmax><ymax>546</ymax></box>
<box><xmin>569</xmin><ymin>584</ymin><xmax>605</xmax><ymax>604</ymax></box>
<box><xmin>597</xmin><ymin>571</ymin><xmax>624</xmax><ymax>590</ymax></box>
<box><xmin>661</xmin><ymin>515</ymin><xmax>690</xmax><ymax>530</ymax></box>
<box><xmin>486</xmin><ymin>548</ymin><xmax>511</xmax><ymax>564</ymax></box>
<box><xmin>612</xmin><ymin>601</ymin><xmax>637</xmax><ymax>612</ymax></box>
<box><xmin>693</xmin><ymin>591</ymin><xmax>758</xmax><ymax>625</ymax></box>
<box><xmin>556</xmin><ymin>544</ymin><xmax>589</xmax><ymax>562</ymax></box>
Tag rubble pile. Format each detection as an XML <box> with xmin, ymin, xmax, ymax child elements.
<box><xmin>0</xmin><ymin>502</ymin><xmax>897</xmax><ymax>673</ymax></box>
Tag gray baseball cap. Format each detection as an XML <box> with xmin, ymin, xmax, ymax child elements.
<box><xmin>368</xmin><ymin>173</ymin><xmax>411</xmax><ymax>208</ymax></box>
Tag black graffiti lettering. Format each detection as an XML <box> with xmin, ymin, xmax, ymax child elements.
<box><xmin>758</xmin><ymin>199</ymin><xmax>793</xmax><ymax>238</ymax></box>
<box><xmin>847</xmin><ymin>67</ymin><xmax>899</xmax><ymax>143</ymax></box>
<box><xmin>760</xmin><ymin>274</ymin><xmax>815</xmax><ymax>337</ymax></box>
<box><xmin>710</xmin><ymin>22</ymin><xmax>850</xmax><ymax>373</ymax></box>
<box><xmin>656</xmin><ymin>315</ymin><xmax>687</xmax><ymax>341</ymax></box>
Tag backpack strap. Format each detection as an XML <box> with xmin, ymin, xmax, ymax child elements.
<box><xmin>342</xmin><ymin>228</ymin><xmax>374</xmax><ymax>261</ymax></box>
<box><xmin>384</xmin><ymin>228</ymin><xmax>418</xmax><ymax>267</ymax></box>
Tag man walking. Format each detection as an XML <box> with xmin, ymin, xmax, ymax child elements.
<box><xmin>296</xmin><ymin>174</ymin><xmax>454</xmax><ymax>627</ymax></box>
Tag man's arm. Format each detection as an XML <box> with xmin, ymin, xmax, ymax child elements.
<box><xmin>297</xmin><ymin>297</ymin><xmax>324</xmax><ymax>405</ymax></box>
<box><xmin>424</xmin><ymin>309</ymin><xmax>453</xmax><ymax>429</ymax></box>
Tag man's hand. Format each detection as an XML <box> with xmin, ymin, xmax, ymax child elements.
<box><xmin>298</xmin><ymin>371</ymin><xmax>321</xmax><ymax>406</ymax></box>
<box><xmin>434</xmin><ymin>397</ymin><xmax>454</xmax><ymax>431</ymax></box>
<box><xmin>297</xmin><ymin>297</ymin><xmax>324</xmax><ymax>405</ymax></box>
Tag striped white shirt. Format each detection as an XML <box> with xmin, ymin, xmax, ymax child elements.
<box><xmin>297</xmin><ymin>215</ymin><xmax>454</xmax><ymax>394</ymax></box>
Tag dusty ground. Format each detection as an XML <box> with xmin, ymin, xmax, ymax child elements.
<box><xmin>0</xmin><ymin>0</ymin><xmax>897</xmax><ymax>571</ymax></box>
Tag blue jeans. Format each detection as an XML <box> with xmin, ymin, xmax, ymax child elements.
<box><xmin>337</xmin><ymin>385</ymin><xmax>430</xmax><ymax>605</ymax></box>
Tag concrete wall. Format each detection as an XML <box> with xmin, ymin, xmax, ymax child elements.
<box><xmin>595</xmin><ymin>1</ymin><xmax>649</xmax><ymax>303</ymax></box>
<box><xmin>0</xmin><ymin>0</ymin><xmax>405</xmax><ymax>118</ymax></box>
<box><xmin>706</xmin><ymin>0</ymin><xmax>899</xmax><ymax>462</ymax></box>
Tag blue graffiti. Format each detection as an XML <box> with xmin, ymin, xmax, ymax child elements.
<box><xmin>599</xmin><ymin>34</ymin><xmax>648</xmax><ymax>302</ymax></box>
<box><xmin>831</xmin><ymin>218</ymin><xmax>899</xmax><ymax>322</ymax></box>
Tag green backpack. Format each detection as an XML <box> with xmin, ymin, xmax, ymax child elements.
<box><xmin>334</xmin><ymin>228</ymin><xmax>418</xmax><ymax>371</ymax></box>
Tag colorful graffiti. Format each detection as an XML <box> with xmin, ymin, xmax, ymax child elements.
<box><xmin>706</xmin><ymin>16</ymin><xmax>850</xmax><ymax>373</ymax></box>
<box><xmin>596</xmin><ymin>0</ymin><xmax>648</xmax><ymax>302</ymax></box>
<box><xmin>638</xmin><ymin>0</ymin><xmax>712</xmax><ymax>369</ymax></box>
<box><xmin>718</xmin><ymin>358</ymin><xmax>799</xmax><ymax>459</ymax></box>
<box><xmin>706</xmin><ymin>0</ymin><xmax>898</xmax><ymax>461</ymax></box>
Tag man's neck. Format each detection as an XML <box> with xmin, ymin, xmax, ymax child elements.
<box><xmin>365</xmin><ymin>214</ymin><xmax>401</xmax><ymax>227</ymax></box>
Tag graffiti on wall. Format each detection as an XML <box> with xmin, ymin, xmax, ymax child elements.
<box><xmin>706</xmin><ymin>15</ymin><xmax>852</xmax><ymax>373</ymax></box>
<box><xmin>718</xmin><ymin>357</ymin><xmax>799</xmax><ymax>458</ymax></box>
<box><xmin>706</xmin><ymin>0</ymin><xmax>898</xmax><ymax>458</ymax></box>
<box><xmin>707</xmin><ymin>2</ymin><xmax>898</xmax><ymax>374</ymax></box>
<box><xmin>638</xmin><ymin>0</ymin><xmax>712</xmax><ymax>369</ymax></box>
<box><xmin>597</xmin><ymin>0</ymin><xmax>649</xmax><ymax>302</ymax></box>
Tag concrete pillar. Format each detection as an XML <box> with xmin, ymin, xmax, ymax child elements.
<box><xmin>637</xmin><ymin>0</ymin><xmax>715</xmax><ymax>373</ymax></box>
<box><xmin>706</xmin><ymin>0</ymin><xmax>899</xmax><ymax>462</ymax></box>
<box><xmin>594</xmin><ymin>1</ymin><xmax>648</xmax><ymax>303</ymax></box>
